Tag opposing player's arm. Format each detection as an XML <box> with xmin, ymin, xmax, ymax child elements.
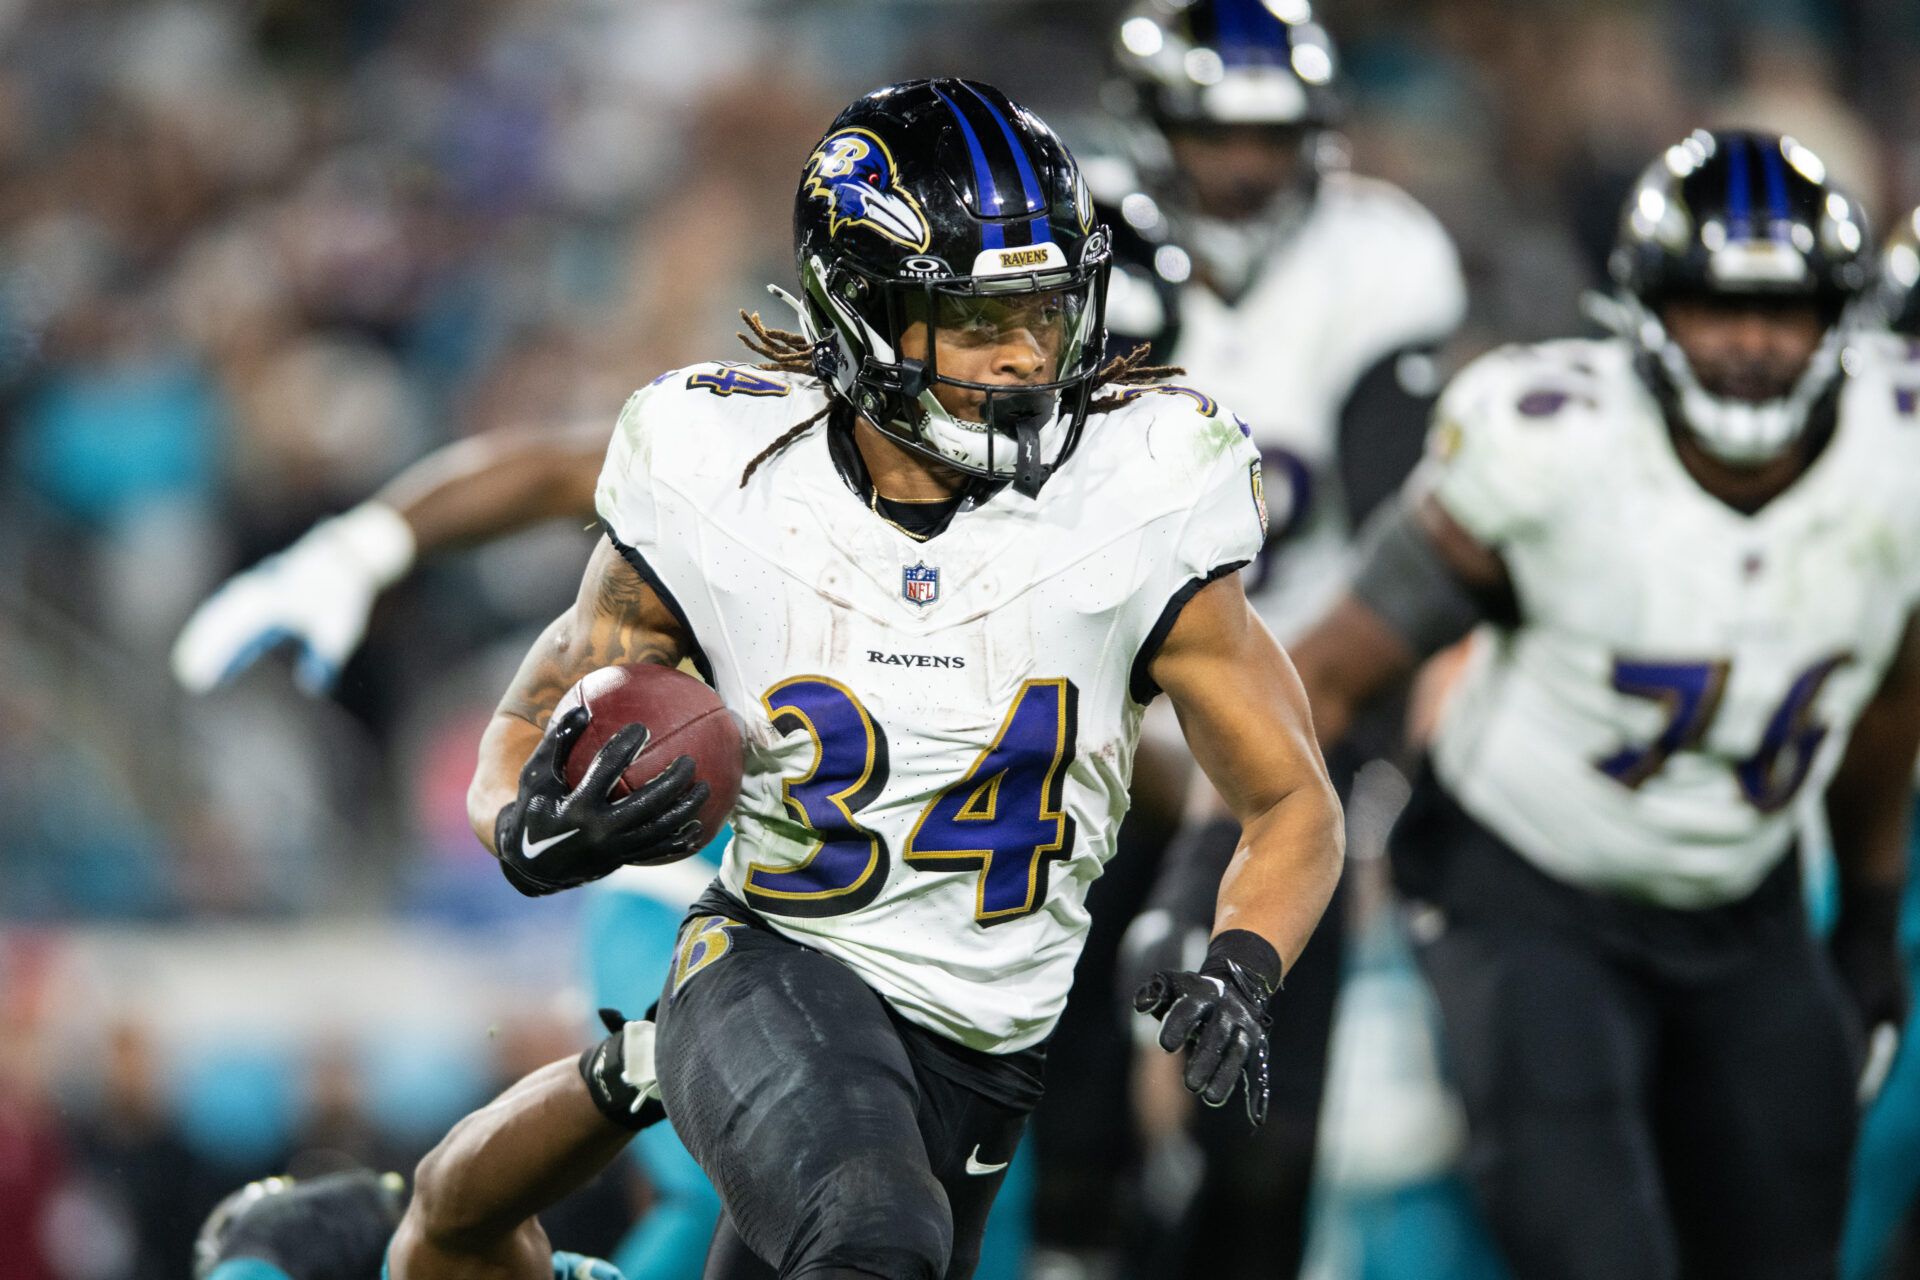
<box><xmin>467</xmin><ymin>537</ymin><xmax>687</xmax><ymax>852</ymax></box>
<box><xmin>172</xmin><ymin>422</ymin><xmax>609</xmax><ymax>695</ymax></box>
<box><xmin>1289</xmin><ymin>491</ymin><xmax>1510</xmax><ymax>745</ymax></box>
<box><xmin>1150</xmin><ymin>572</ymin><xmax>1344</xmax><ymax>973</ymax></box>
<box><xmin>381</xmin><ymin>421</ymin><xmax>609</xmax><ymax>551</ymax></box>
<box><xmin>1822</xmin><ymin>606</ymin><xmax>1920</xmax><ymax>1030</ymax></box>
<box><xmin>388</xmin><ymin>1058</ymin><xmax>636</xmax><ymax>1280</ymax></box>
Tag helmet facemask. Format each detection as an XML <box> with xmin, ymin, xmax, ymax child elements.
<box><xmin>801</xmin><ymin>244</ymin><xmax>1111</xmax><ymax>497</ymax></box>
<box><xmin>1619</xmin><ymin>292</ymin><xmax>1846</xmax><ymax>466</ymax></box>
<box><xmin>1607</xmin><ymin>132</ymin><xmax>1872</xmax><ymax>466</ymax></box>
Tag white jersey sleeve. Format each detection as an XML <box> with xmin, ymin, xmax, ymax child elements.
<box><xmin>596</xmin><ymin>383</ymin><xmax>663</xmax><ymax>551</ymax></box>
<box><xmin>1316</xmin><ymin>175</ymin><xmax>1467</xmax><ymax>384</ymax></box>
<box><xmin>1168</xmin><ymin>402</ymin><xmax>1270</xmax><ymax>586</ymax></box>
<box><xmin>1417</xmin><ymin>343</ymin><xmax>1589</xmax><ymax>549</ymax></box>
<box><xmin>1122</xmin><ymin>389</ymin><xmax>1269</xmax><ymax>699</ymax></box>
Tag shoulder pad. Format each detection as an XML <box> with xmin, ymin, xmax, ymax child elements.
<box><xmin>1420</xmin><ymin>340</ymin><xmax>1630</xmax><ymax>544</ymax></box>
<box><xmin>612</xmin><ymin>363</ymin><xmax>828</xmax><ymax>488</ymax></box>
<box><xmin>1837</xmin><ymin>332</ymin><xmax>1920</xmax><ymax>448</ymax></box>
<box><xmin>1311</xmin><ymin>173</ymin><xmax>1467</xmax><ymax>354</ymax></box>
<box><xmin>1083</xmin><ymin>381</ymin><xmax>1257</xmax><ymax>494</ymax></box>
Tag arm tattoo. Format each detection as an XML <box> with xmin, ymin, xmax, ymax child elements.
<box><xmin>496</xmin><ymin>548</ymin><xmax>684</xmax><ymax>730</ymax></box>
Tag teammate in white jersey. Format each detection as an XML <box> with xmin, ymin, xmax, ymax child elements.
<box><xmin>1087</xmin><ymin>4</ymin><xmax>1468</xmax><ymax>1274</ymax></box>
<box><xmin>466</xmin><ymin>80</ymin><xmax>1343</xmax><ymax>1280</ymax></box>
<box><xmin>1290</xmin><ymin>130</ymin><xmax>1912</xmax><ymax>1279</ymax></box>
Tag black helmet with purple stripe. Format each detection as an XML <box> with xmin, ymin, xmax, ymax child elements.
<box><xmin>792</xmin><ymin>79</ymin><xmax>1111</xmax><ymax>497</ymax></box>
<box><xmin>1112</xmin><ymin>0</ymin><xmax>1340</xmax><ymax>130</ymax></box>
<box><xmin>1609</xmin><ymin>130</ymin><xmax>1873</xmax><ymax>465</ymax></box>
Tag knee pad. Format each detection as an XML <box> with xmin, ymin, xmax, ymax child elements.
<box><xmin>788</xmin><ymin>1158</ymin><xmax>951</xmax><ymax>1279</ymax></box>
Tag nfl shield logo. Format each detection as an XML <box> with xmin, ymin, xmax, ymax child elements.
<box><xmin>902</xmin><ymin>562</ymin><xmax>939</xmax><ymax>606</ymax></box>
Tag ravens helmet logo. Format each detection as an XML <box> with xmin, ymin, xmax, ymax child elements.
<box><xmin>803</xmin><ymin>128</ymin><xmax>932</xmax><ymax>252</ymax></box>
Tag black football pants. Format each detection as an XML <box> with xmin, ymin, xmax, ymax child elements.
<box><xmin>1397</xmin><ymin>777</ymin><xmax>1861</xmax><ymax>1280</ymax></box>
<box><xmin>655</xmin><ymin>894</ymin><xmax>1035</xmax><ymax>1280</ymax></box>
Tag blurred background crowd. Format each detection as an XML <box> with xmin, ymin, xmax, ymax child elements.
<box><xmin>4</xmin><ymin>0</ymin><xmax>1920</xmax><ymax>1276</ymax></box>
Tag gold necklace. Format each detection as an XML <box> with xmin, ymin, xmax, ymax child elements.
<box><xmin>869</xmin><ymin>487</ymin><xmax>932</xmax><ymax>542</ymax></box>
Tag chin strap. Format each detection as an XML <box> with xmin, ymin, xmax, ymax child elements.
<box><xmin>989</xmin><ymin>390</ymin><xmax>1057</xmax><ymax>497</ymax></box>
<box><xmin>1621</xmin><ymin>292</ymin><xmax>1844</xmax><ymax>466</ymax></box>
<box><xmin>766</xmin><ymin>283</ymin><xmax>817</xmax><ymax>343</ymax></box>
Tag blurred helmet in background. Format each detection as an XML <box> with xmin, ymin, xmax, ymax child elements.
<box><xmin>1610</xmin><ymin>129</ymin><xmax>1873</xmax><ymax>465</ymax></box>
<box><xmin>792</xmin><ymin>79</ymin><xmax>1111</xmax><ymax>497</ymax></box>
<box><xmin>193</xmin><ymin>1169</ymin><xmax>405</xmax><ymax>1280</ymax></box>
<box><xmin>1112</xmin><ymin>0</ymin><xmax>1338</xmax><ymax>134</ymax></box>
<box><xmin>1874</xmin><ymin>206</ymin><xmax>1920</xmax><ymax>336</ymax></box>
<box><xmin>1108</xmin><ymin>0</ymin><xmax>1342</xmax><ymax>296</ymax></box>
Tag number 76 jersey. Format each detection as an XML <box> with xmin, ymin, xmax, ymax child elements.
<box><xmin>1423</xmin><ymin>334</ymin><xmax>1920</xmax><ymax>908</ymax></box>
<box><xmin>595</xmin><ymin>364</ymin><xmax>1266</xmax><ymax>1052</ymax></box>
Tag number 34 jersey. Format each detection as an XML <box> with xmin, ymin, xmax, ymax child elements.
<box><xmin>1422</xmin><ymin>334</ymin><xmax>1920</xmax><ymax>908</ymax></box>
<box><xmin>595</xmin><ymin>364</ymin><xmax>1266</xmax><ymax>1052</ymax></box>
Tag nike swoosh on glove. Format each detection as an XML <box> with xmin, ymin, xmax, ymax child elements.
<box><xmin>494</xmin><ymin>705</ymin><xmax>709</xmax><ymax>896</ymax></box>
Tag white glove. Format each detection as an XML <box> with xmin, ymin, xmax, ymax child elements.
<box><xmin>172</xmin><ymin>502</ymin><xmax>416</xmax><ymax>695</ymax></box>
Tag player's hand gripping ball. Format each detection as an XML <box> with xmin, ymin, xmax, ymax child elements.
<box><xmin>494</xmin><ymin>664</ymin><xmax>743</xmax><ymax>896</ymax></box>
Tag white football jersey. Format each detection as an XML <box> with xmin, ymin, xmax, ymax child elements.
<box><xmin>595</xmin><ymin>363</ymin><xmax>1266</xmax><ymax>1051</ymax></box>
<box><xmin>1422</xmin><ymin>333</ymin><xmax>1920</xmax><ymax>907</ymax></box>
<box><xmin>1173</xmin><ymin>173</ymin><xmax>1466</xmax><ymax>641</ymax></box>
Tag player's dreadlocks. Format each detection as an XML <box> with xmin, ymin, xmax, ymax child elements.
<box><xmin>734</xmin><ymin>310</ymin><xmax>1182</xmax><ymax>487</ymax></box>
<box><xmin>736</xmin><ymin>311</ymin><xmax>833</xmax><ymax>488</ymax></box>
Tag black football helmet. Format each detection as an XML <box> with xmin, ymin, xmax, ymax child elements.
<box><xmin>791</xmin><ymin>79</ymin><xmax>1111</xmax><ymax>498</ymax></box>
<box><xmin>1874</xmin><ymin>206</ymin><xmax>1920</xmax><ymax>336</ymax></box>
<box><xmin>193</xmin><ymin>1169</ymin><xmax>404</xmax><ymax>1280</ymax></box>
<box><xmin>1609</xmin><ymin>129</ymin><xmax>1872</xmax><ymax>464</ymax></box>
<box><xmin>1108</xmin><ymin>0</ymin><xmax>1341</xmax><ymax>296</ymax></box>
<box><xmin>1113</xmin><ymin>0</ymin><xmax>1339</xmax><ymax>131</ymax></box>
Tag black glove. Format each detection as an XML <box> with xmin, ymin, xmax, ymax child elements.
<box><xmin>1134</xmin><ymin>929</ymin><xmax>1281</xmax><ymax>1127</ymax></box>
<box><xmin>578</xmin><ymin>1007</ymin><xmax>666</xmax><ymax>1132</ymax></box>
<box><xmin>1831</xmin><ymin>880</ymin><xmax>1909</xmax><ymax>1034</ymax></box>
<box><xmin>494</xmin><ymin>705</ymin><xmax>710</xmax><ymax>897</ymax></box>
<box><xmin>1115</xmin><ymin>908</ymin><xmax>1208</xmax><ymax>1022</ymax></box>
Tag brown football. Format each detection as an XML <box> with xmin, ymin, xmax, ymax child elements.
<box><xmin>555</xmin><ymin>663</ymin><xmax>743</xmax><ymax>860</ymax></box>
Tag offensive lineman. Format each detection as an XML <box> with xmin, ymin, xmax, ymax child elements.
<box><xmin>1291</xmin><ymin>131</ymin><xmax>1912</xmax><ymax>1278</ymax></box>
<box><xmin>466</xmin><ymin>79</ymin><xmax>1343</xmax><ymax>1280</ymax></box>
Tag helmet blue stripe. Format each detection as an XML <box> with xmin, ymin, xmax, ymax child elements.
<box><xmin>1725</xmin><ymin>136</ymin><xmax>1753</xmax><ymax>240</ymax></box>
<box><xmin>962</xmin><ymin>83</ymin><xmax>1051</xmax><ymax>246</ymax></box>
<box><xmin>933</xmin><ymin>85</ymin><xmax>1005</xmax><ymax>249</ymax></box>
<box><xmin>1757</xmin><ymin>140</ymin><xmax>1791</xmax><ymax>240</ymax></box>
<box><xmin>1214</xmin><ymin>0</ymin><xmax>1289</xmax><ymax>66</ymax></box>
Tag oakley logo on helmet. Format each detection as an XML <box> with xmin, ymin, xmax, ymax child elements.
<box><xmin>900</xmin><ymin>255</ymin><xmax>952</xmax><ymax>278</ymax></box>
<box><xmin>805</xmin><ymin>128</ymin><xmax>932</xmax><ymax>251</ymax></box>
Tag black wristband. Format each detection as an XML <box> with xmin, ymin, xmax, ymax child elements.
<box><xmin>578</xmin><ymin>1021</ymin><xmax>652</xmax><ymax>1132</ymax></box>
<box><xmin>1201</xmin><ymin>929</ymin><xmax>1284</xmax><ymax>1004</ymax></box>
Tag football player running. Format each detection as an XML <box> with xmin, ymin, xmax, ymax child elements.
<box><xmin>1096</xmin><ymin>1</ymin><xmax>1466</xmax><ymax>1272</ymax></box>
<box><xmin>467</xmin><ymin>79</ymin><xmax>1343</xmax><ymax>1280</ymax></box>
<box><xmin>1290</xmin><ymin>130</ymin><xmax>1911</xmax><ymax>1279</ymax></box>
